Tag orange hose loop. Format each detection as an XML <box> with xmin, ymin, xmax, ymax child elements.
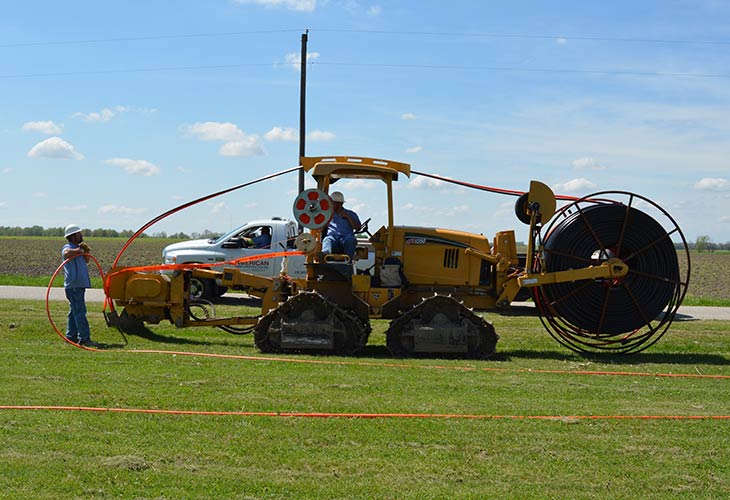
<box><xmin>45</xmin><ymin>252</ymin><xmax>109</xmax><ymax>351</ymax></box>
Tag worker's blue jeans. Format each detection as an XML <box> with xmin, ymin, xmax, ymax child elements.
<box><xmin>65</xmin><ymin>287</ymin><xmax>90</xmax><ymax>344</ymax></box>
<box><xmin>322</xmin><ymin>233</ymin><xmax>356</xmax><ymax>258</ymax></box>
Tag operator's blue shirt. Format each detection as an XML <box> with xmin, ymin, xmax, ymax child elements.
<box><xmin>325</xmin><ymin>208</ymin><xmax>361</xmax><ymax>238</ymax></box>
<box><xmin>252</xmin><ymin>234</ymin><xmax>271</xmax><ymax>248</ymax></box>
<box><xmin>62</xmin><ymin>243</ymin><xmax>91</xmax><ymax>289</ymax></box>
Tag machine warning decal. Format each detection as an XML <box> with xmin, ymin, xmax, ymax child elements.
<box><xmin>405</xmin><ymin>233</ymin><xmax>469</xmax><ymax>248</ymax></box>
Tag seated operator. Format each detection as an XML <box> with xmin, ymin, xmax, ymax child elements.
<box><xmin>243</xmin><ymin>226</ymin><xmax>271</xmax><ymax>249</ymax></box>
<box><xmin>322</xmin><ymin>191</ymin><xmax>361</xmax><ymax>258</ymax></box>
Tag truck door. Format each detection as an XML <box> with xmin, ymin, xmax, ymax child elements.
<box><xmin>221</xmin><ymin>225</ymin><xmax>276</xmax><ymax>277</ymax></box>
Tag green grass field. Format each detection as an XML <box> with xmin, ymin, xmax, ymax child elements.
<box><xmin>1</xmin><ymin>298</ymin><xmax>728</xmax><ymax>499</ymax></box>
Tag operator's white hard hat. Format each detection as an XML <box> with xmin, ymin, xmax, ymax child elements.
<box><xmin>330</xmin><ymin>191</ymin><xmax>345</xmax><ymax>203</ymax></box>
<box><xmin>64</xmin><ymin>224</ymin><xmax>82</xmax><ymax>238</ymax></box>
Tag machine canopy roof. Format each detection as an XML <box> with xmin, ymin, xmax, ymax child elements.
<box><xmin>301</xmin><ymin>156</ymin><xmax>411</xmax><ymax>183</ymax></box>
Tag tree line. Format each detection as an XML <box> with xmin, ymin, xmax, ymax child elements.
<box><xmin>0</xmin><ymin>225</ymin><xmax>192</xmax><ymax>239</ymax></box>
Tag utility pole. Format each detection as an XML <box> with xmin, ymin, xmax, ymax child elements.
<box><xmin>298</xmin><ymin>30</ymin><xmax>308</xmax><ymax>197</ymax></box>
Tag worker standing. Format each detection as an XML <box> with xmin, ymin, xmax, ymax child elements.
<box><xmin>61</xmin><ymin>224</ymin><xmax>99</xmax><ymax>347</ymax></box>
<box><xmin>322</xmin><ymin>191</ymin><xmax>361</xmax><ymax>258</ymax></box>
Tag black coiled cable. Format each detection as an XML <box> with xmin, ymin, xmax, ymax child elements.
<box><xmin>534</xmin><ymin>193</ymin><xmax>689</xmax><ymax>354</ymax></box>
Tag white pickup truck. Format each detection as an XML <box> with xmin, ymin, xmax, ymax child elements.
<box><xmin>162</xmin><ymin>217</ymin><xmax>375</xmax><ymax>300</ymax></box>
<box><xmin>162</xmin><ymin>218</ymin><xmax>305</xmax><ymax>299</ymax></box>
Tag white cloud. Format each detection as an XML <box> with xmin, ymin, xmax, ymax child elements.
<box><xmin>105</xmin><ymin>158</ymin><xmax>161</xmax><ymax>176</ymax></box>
<box><xmin>211</xmin><ymin>201</ymin><xmax>226</xmax><ymax>214</ymax></box>
<box><xmin>72</xmin><ymin>105</ymin><xmax>128</xmax><ymax>123</ymax></box>
<box><xmin>284</xmin><ymin>51</ymin><xmax>320</xmax><ymax>70</ymax></box>
<box><xmin>406</xmin><ymin>146</ymin><xmax>422</xmax><ymax>154</ymax></box>
<box><xmin>58</xmin><ymin>204</ymin><xmax>88</xmax><ymax>211</ymax></box>
<box><xmin>219</xmin><ymin>137</ymin><xmax>265</xmax><ymax>157</ymax></box>
<box><xmin>572</xmin><ymin>157</ymin><xmax>605</xmax><ymax>170</ymax></box>
<box><xmin>176</xmin><ymin>166</ymin><xmax>192</xmax><ymax>173</ymax></box>
<box><xmin>368</xmin><ymin>5</ymin><xmax>382</xmax><ymax>16</ymax></box>
<box><xmin>22</xmin><ymin>121</ymin><xmax>62</xmax><ymax>135</ymax></box>
<box><xmin>265</xmin><ymin>126</ymin><xmax>298</xmax><ymax>142</ymax></box>
<box><xmin>98</xmin><ymin>204</ymin><xmax>146</xmax><ymax>215</ymax></box>
<box><xmin>553</xmin><ymin>178</ymin><xmax>597</xmax><ymax>193</ymax></box>
<box><xmin>308</xmin><ymin>130</ymin><xmax>335</xmax><ymax>141</ymax></box>
<box><xmin>185</xmin><ymin>121</ymin><xmax>244</xmax><ymax>142</ymax></box>
<box><xmin>401</xmin><ymin>113</ymin><xmax>417</xmax><ymax>120</ymax></box>
<box><xmin>556</xmin><ymin>37</ymin><xmax>567</xmax><ymax>45</ymax></box>
<box><xmin>0</xmin><ymin>202</ymin><xmax>7</xmax><ymax>209</ymax></box>
<box><xmin>184</xmin><ymin>121</ymin><xmax>264</xmax><ymax>156</ymax></box>
<box><xmin>27</xmin><ymin>137</ymin><xmax>84</xmax><ymax>160</ymax></box>
<box><xmin>694</xmin><ymin>177</ymin><xmax>729</xmax><ymax>191</ymax></box>
<box><xmin>33</xmin><ymin>192</ymin><xmax>47</xmax><ymax>198</ymax></box>
<box><xmin>340</xmin><ymin>179</ymin><xmax>376</xmax><ymax>190</ymax></box>
<box><xmin>2</xmin><ymin>168</ymin><xmax>12</xmax><ymax>174</ymax></box>
<box><xmin>234</xmin><ymin>0</ymin><xmax>316</xmax><ymax>11</ymax></box>
<box><xmin>408</xmin><ymin>175</ymin><xmax>453</xmax><ymax>191</ymax></box>
<box><xmin>721</xmin><ymin>215</ymin><xmax>730</xmax><ymax>223</ymax></box>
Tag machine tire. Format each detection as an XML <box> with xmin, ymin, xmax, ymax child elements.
<box><xmin>190</xmin><ymin>276</ymin><xmax>215</xmax><ymax>301</ymax></box>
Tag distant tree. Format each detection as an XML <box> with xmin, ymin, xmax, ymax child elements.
<box><xmin>169</xmin><ymin>232</ymin><xmax>190</xmax><ymax>239</ymax></box>
<box><xmin>695</xmin><ymin>235</ymin><xmax>711</xmax><ymax>253</ymax></box>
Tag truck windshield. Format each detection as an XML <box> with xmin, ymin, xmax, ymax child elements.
<box><xmin>211</xmin><ymin>224</ymin><xmax>248</xmax><ymax>244</ymax></box>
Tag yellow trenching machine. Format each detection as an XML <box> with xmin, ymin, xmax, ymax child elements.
<box><xmin>105</xmin><ymin>156</ymin><xmax>690</xmax><ymax>356</ymax></box>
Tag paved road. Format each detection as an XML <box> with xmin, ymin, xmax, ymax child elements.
<box><xmin>2</xmin><ymin>285</ymin><xmax>729</xmax><ymax>321</ymax></box>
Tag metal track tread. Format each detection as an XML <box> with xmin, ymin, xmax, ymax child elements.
<box><xmin>254</xmin><ymin>291</ymin><xmax>370</xmax><ymax>355</ymax></box>
<box><xmin>386</xmin><ymin>294</ymin><xmax>498</xmax><ymax>359</ymax></box>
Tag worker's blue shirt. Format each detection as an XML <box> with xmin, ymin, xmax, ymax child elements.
<box><xmin>62</xmin><ymin>243</ymin><xmax>91</xmax><ymax>289</ymax></box>
<box><xmin>253</xmin><ymin>234</ymin><xmax>271</xmax><ymax>248</ymax></box>
<box><xmin>326</xmin><ymin>209</ymin><xmax>361</xmax><ymax>239</ymax></box>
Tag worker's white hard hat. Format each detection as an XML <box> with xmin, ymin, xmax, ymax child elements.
<box><xmin>64</xmin><ymin>224</ymin><xmax>82</xmax><ymax>238</ymax></box>
<box><xmin>330</xmin><ymin>191</ymin><xmax>345</xmax><ymax>203</ymax></box>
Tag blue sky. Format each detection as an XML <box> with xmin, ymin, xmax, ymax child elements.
<box><xmin>1</xmin><ymin>0</ymin><xmax>729</xmax><ymax>243</ymax></box>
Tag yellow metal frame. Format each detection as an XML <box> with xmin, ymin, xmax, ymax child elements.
<box><xmin>301</xmin><ymin>155</ymin><xmax>412</xmax><ymax>260</ymax></box>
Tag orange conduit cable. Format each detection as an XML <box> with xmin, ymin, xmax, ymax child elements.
<box><xmin>46</xmin><ymin>252</ymin><xmax>110</xmax><ymax>351</ymax></box>
<box><xmin>410</xmin><ymin>170</ymin><xmax>581</xmax><ymax>201</ymax></box>
<box><xmin>102</xmin><ymin>248</ymin><xmax>304</xmax><ymax>302</ymax></box>
<box><xmin>1</xmin><ymin>405</ymin><xmax>729</xmax><ymax>421</ymax></box>
<box><xmin>111</xmin><ymin>165</ymin><xmax>302</xmax><ymax>268</ymax></box>
<box><xmin>46</xmin><ymin>255</ymin><xmax>730</xmax><ymax>382</ymax></box>
<box><xmin>46</xmin><ymin>253</ymin><xmax>730</xmax><ymax>382</ymax></box>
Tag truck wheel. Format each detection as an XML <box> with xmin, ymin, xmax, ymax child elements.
<box><xmin>190</xmin><ymin>277</ymin><xmax>214</xmax><ymax>301</ymax></box>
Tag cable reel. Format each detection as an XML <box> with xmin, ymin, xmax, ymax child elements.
<box><xmin>292</xmin><ymin>189</ymin><xmax>334</xmax><ymax>230</ymax></box>
<box><xmin>532</xmin><ymin>191</ymin><xmax>690</xmax><ymax>354</ymax></box>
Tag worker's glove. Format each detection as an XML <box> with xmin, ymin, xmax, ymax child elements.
<box><xmin>79</xmin><ymin>242</ymin><xmax>91</xmax><ymax>253</ymax></box>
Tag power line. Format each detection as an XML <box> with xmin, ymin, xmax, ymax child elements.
<box><xmin>2</xmin><ymin>27</ymin><xmax>729</xmax><ymax>49</ymax></box>
<box><xmin>312</xmin><ymin>61</ymin><xmax>730</xmax><ymax>79</ymax></box>
<box><xmin>3</xmin><ymin>60</ymin><xmax>727</xmax><ymax>80</ymax></box>
<box><xmin>0</xmin><ymin>62</ymin><xmax>276</xmax><ymax>79</ymax></box>
<box><xmin>315</xmin><ymin>28</ymin><xmax>730</xmax><ymax>46</ymax></box>
<box><xmin>0</xmin><ymin>29</ymin><xmax>303</xmax><ymax>48</ymax></box>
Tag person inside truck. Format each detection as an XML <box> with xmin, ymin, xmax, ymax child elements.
<box><xmin>243</xmin><ymin>226</ymin><xmax>271</xmax><ymax>249</ymax></box>
<box><xmin>322</xmin><ymin>191</ymin><xmax>361</xmax><ymax>258</ymax></box>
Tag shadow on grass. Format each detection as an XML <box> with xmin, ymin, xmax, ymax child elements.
<box><xmin>106</xmin><ymin>323</ymin><xmax>216</xmax><ymax>347</ymax></box>
<box><xmin>500</xmin><ymin>349</ymin><xmax>730</xmax><ymax>366</ymax></box>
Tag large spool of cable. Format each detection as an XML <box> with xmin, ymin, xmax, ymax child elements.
<box><xmin>534</xmin><ymin>193</ymin><xmax>689</xmax><ymax>354</ymax></box>
<box><xmin>542</xmin><ymin>203</ymin><xmax>678</xmax><ymax>334</ymax></box>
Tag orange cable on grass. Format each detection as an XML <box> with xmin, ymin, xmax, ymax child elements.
<box><xmin>2</xmin><ymin>405</ymin><xmax>730</xmax><ymax>421</ymax></box>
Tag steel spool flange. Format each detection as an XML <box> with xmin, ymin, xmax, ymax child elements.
<box><xmin>533</xmin><ymin>190</ymin><xmax>690</xmax><ymax>354</ymax></box>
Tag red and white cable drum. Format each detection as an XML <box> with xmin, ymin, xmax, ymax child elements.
<box><xmin>292</xmin><ymin>189</ymin><xmax>333</xmax><ymax>230</ymax></box>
